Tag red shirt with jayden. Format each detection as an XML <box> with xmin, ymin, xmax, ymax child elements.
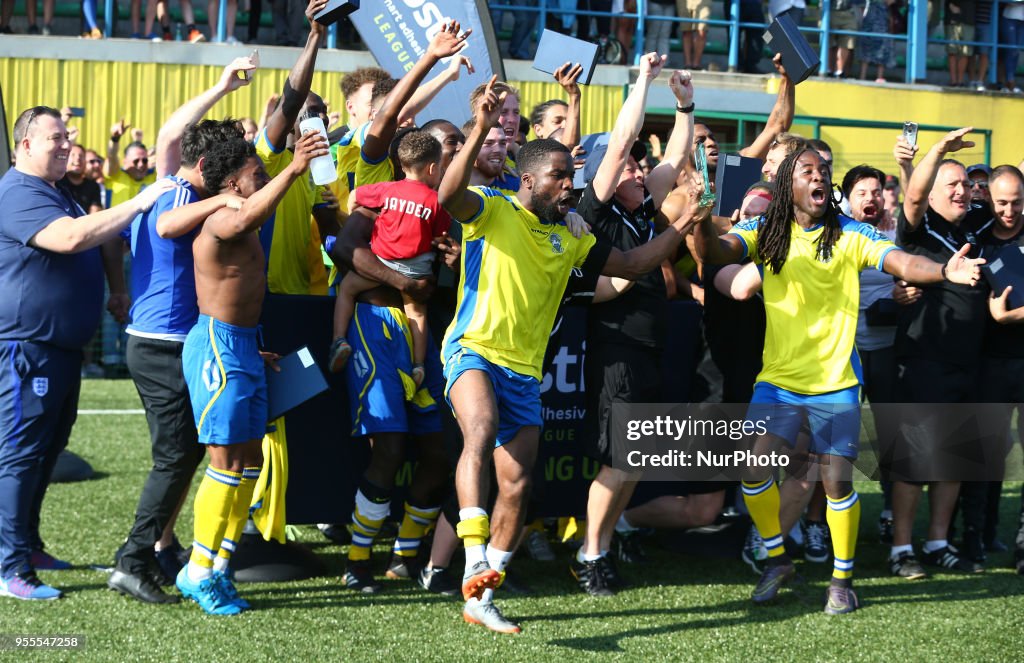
<box><xmin>354</xmin><ymin>179</ymin><xmax>451</xmax><ymax>261</ymax></box>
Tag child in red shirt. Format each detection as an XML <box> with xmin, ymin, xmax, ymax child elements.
<box><xmin>329</xmin><ymin>131</ymin><xmax>450</xmax><ymax>385</ymax></box>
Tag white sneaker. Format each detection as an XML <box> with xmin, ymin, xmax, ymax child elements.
<box><xmin>463</xmin><ymin>598</ymin><xmax>521</xmax><ymax>634</ymax></box>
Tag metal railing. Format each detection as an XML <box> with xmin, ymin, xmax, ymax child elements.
<box><xmin>487</xmin><ymin>0</ymin><xmax>1022</xmax><ymax>85</ymax></box>
<box><xmin>89</xmin><ymin>0</ymin><xmax>1022</xmax><ymax>86</ymax></box>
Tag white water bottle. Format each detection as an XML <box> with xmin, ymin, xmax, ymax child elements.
<box><xmin>298</xmin><ymin>114</ymin><xmax>337</xmax><ymax>186</ymax></box>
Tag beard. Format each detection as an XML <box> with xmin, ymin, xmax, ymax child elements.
<box><xmin>531</xmin><ymin>193</ymin><xmax>567</xmax><ymax>222</ymax></box>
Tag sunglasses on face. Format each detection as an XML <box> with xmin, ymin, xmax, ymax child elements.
<box><xmin>970</xmin><ymin>181</ymin><xmax>988</xmax><ymax>189</ymax></box>
<box><xmin>130</xmin><ymin>157</ymin><xmax>149</xmax><ymax>165</ymax></box>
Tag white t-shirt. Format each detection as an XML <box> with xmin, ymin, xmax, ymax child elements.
<box><xmin>770</xmin><ymin>0</ymin><xmax>807</xmax><ymax>20</ymax></box>
<box><xmin>1005</xmin><ymin>3</ymin><xmax>1024</xmax><ymax>21</ymax></box>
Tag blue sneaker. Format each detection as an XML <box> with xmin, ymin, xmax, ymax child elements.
<box><xmin>175</xmin><ymin>566</ymin><xmax>241</xmax><ymax>615</ymax></box>
<box><xmin>212</xmin><ymin>570</ymin><xmax>250</xmax><ymax>610</ymax></box>
<box><xmin>0</xmin><ymin>572</ymin><xmax>62</xmax><ymax>600</ymax></box>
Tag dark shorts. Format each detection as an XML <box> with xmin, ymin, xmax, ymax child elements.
<box><xmin>583</xmin><ymin>343</ymin><xmax>663</xmax><ymax>467</ymax></box>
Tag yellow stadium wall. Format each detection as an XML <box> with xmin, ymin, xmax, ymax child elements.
<box><xmin>3</xmin><ymin>57</ymin><xmax>1019</xmax><ymax>174</ymax></box>
<box><xmin>779</xmin><ymin>79</ymin><xmax>1024</xmax><ymax>176</ymax></box>
<box><xmin>1</xmin><ymin>57</ymin><xmax>623</xmax><ymax>152</ymax></box>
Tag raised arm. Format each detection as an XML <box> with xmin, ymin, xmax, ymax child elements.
<box><xmin>591</xmin><ymin>52</ymin><xmax>665</xmax><ymax>203</ymax></box>
<box><xmin>553</xmin><ymin>62</ymin><xmax>583</xmax><ymax>149</ymax></box>
<box><xmin>740</xmin><ymin>54</ymin><xmax>794</xmax><ymax>160</ymax></box>
<box><xmin>645</xmin><ymin>70</ymin><xmax>695</xmax><ymax>207</ymax></box>
<box><xmin>438</xmin><ymin>75</ymin><xmax>504</xmax><ymax>221</ymax></box>
<box><xmin>206</xmin><ymin>131</ymin><xmax>326</xmax><ymax>240</ymax></box>
<box><xmin>264</xmin><ymin>0</ymin><xmax>329</xmax><ymax>151</ymax></box>
<box><xmin>397</xmin><ymin>54</ymin><xmax>475</xmax><ymax>126</ymax></box>
<box><xmin>362</xmin><ymin>21</ymin><xmax>471</xmax><ymax>163</ymax></box>
<box><xmin>104</xmin><ymin>118</ymin><xmax>129</xmax><ymax>177</ymax></box>
<box><xmin>893</xmin><ymin>135</ymin><xmax>918</xmax><ymax>194</ymax></box>
<box><xmin>155</xmin><ymin>57</ymin><xmax>256</xmax><ymax>177</ymax></box>
<box><xmin>902</xmin><ymin>127</ymin><xmax>974</xmax><ymax>230</ymax></box>
<box><xmin>29</xmin><ymin>179</ymin><xmax>175</xmax><ymax>254</ymax></box>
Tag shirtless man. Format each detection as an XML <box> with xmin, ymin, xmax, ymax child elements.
<box><xmin>169</xmin><ymin>129</ymin><xmax>327</xmax><ymax>615</ymax></box>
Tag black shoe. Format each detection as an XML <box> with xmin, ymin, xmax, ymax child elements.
<box><xmin>417</xmin><ymin>565</ymin><xmax>459</xmax><ymax>596</ymax></box>
<box><xmin>385</xmin><ymin>554</ymin><xmax>420</xmax><ymax>580</ymax></box>
<box><xmin>155</xmin><ymin>540</ymin><xmax>190</xmax><ymax>585</ymax></box>
<box><xmin>962</xmin><ymin>528</ymin><xmax>987</xmax><ymax>563</ymax></box>
<box><xmin>343</xmin><ymin>560</ymin><xmax>382</xmax><ymax>593</ymax></box>
<box><xmin>878</xmin><ymin>517</ymin><xmax>894</xmax><ymax>545</ymax></box>
<box><xmin>569</xmin><ymin>557</ymin><xmax>615</xmax><ymax>597</ymax></box>
<box><xmin>889</xmin><ymin>551</ymin><xmax>927</xmax><ymax>580</ymax></box>
<box><xmin>317</xmin><ymin>523</ymin><xmax>351</xmax><ymax>545</ymax></box>
<box><xmin>612</xmin><ymin>530</ymin><xmax>647</xmax><ymax>564</ymax></box>
<box><xmin>108</xmin><ymin>568</ymin><xmax>180</xmax><ymax>604</ymax></box>
<box><xmin>921</xmin><ymin>544</ymin><xmax>983</xmax><ymax>573</ymax></box>
<box><xmin>598</xmin><ymin>553</ymin><xmax>625</xmax><ymax>589</ymax></box>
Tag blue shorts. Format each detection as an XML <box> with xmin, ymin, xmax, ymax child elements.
<box><xmin>182</xmin><ymin>315</ymin><xmax>267</xmax><ymax>445</ymax></box>
<box><xmin>443</xmin><ymin>345</ymin><xmax>541</xmax><ymax>447</ymax></box>
<box><xmin>745</xmin><ymin>382</ymin><xmax>861</xmax><ymax>458</ymax></box>
<box><xmin>344</xmin><ymin>303</ymin><xmax>441</xmax><ymax>438</ymax></box>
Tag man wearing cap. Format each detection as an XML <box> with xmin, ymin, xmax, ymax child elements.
<box><xmin>569</xmin><ymin>54</ymin><xmax>695</xmax><ymax>597</ymax></box>
<box><xmin>967</xmin><ymin>163</ymin><xmax>993</xmax><ymax>208</ymax></box>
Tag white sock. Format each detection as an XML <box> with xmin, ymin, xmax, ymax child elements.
<box><xmin>464</xmin><ymin>544</ymin><xmax>487</xmax><ymax>569</ymax></box>
<box><xmin>880</xmin><ymin>509</ymin><xmax>893</xmax><ymax>520</ymax></box>
<box><xmin>213</xmin><ymin>556</ymin><xmax>229</xmax><ymax>573</ymax></box>
<box><xmin>615</xmin><ymin>513</ymin><xmax>636</xmax><ymax>534</ymax></box>
<box><xmin>890</xmin><ymin>544</ymin><xmax>913</xmax><ymax>559</ymax></box>
<box><xmin>186</xmin><ymin>561</ymin><xmax>212</xmax><ymax>582</ymax></box>
<box><xmin>576</xmin><ymin>548</ymin><xmax>603</xmax><ymax>564</ymax></box>
<box><xmin>481</xmin><ymin>545</ymin><xmax>513</xmax><ymax>603</ymax></box>
<box><xmin>922</xmin><ymin>539</ymin><xmax>948</xmax><ymax>554</ymax></box>
<box><xmin>459</xmin><ymin>507</ymin><xmax>488</xmax><ymax>521</ymax></box>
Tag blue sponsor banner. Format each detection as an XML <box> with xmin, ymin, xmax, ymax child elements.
<box><xmin>348</xmin><ymin>0</ymin><xmax>505</xmax><ymax>127</ymax></box>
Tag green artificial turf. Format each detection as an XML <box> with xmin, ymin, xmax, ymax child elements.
<box><xmin>1</xmin><ymin>380</ymin><xmax>1021</xmax><ymax>662</ymax></box>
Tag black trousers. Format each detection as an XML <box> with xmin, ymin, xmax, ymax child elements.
<box><xmin>118</xmin><ymin>335</ymin><xmax>204</xmax><ymax>573</ymax></box>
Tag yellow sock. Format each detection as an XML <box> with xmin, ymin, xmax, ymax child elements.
<box><xmin>742</xmin><ymin>478</ymin><xmax>785</xmax><ymax>558</ymax></box>
<box><xmin>392</xmin><ymin>502</ymin><xmax>440</xmax><ymax>558</ymax></box>
<box><xmin>215</xmin><ymin>467</ymin><xmax>260</xmax><ymax>569</ymax></box>
<box><xmin>826</xmin><ymin>491</ymin><xmax>861</xmax><ymax>580</ymax></box>
<box><xmin>348</xmin><ymin>488</ymin><xmax>390</xmax><ymax>563</ymax></box>
<box><xmin>190</xmin><ymin>467</ymin><xmax>242</xmax><ymax>569</ymax></box>
<box><xmin>455</xmin><ymin>514</ymin><xmax>489</xmax><ymax>549</ymax></box>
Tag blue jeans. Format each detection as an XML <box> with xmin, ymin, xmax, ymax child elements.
<box><xmin>509</xmin><ymin>0</ymin><xmax>538</xmax><ymax>59</ymax></box>
<box><xmin>1001</xmin><ymin>17</ymin><xmax>1024</xmax><ymax>85</ymax></box>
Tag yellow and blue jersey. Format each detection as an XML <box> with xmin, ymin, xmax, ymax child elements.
<box><xmin>442</xmin><ymin>187</ymin><xmax>596</xmax><ymax>380</ymax></box>
<box><xmin>491</xmin><ymin>155</ymin><xmax>520</xmax><ymax>193</ymax></box>
<box><xmin>255</xmin><ymin>128</ymin><xmax>329</xmax><ymax>295</ymax></box>
<box><xmin>331</xmin><ymin>121</ymin><xmax>370</xmax><ymax>215</ymax></box>
<box><xmin>354</xmin><ymin>141</ymin><xmax>395</xmax><ymax>190</ymax></box>
<box><xmin>106</xmin><ymin>168</ymin><xmax>156</xmax><ymax>208</ymax></box>
<box><xmin>729</xmin><ymin>214</ymin><xmax>900</xmax><ymax>395</ymax></box>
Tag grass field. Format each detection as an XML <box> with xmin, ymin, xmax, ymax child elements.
<box><xmin>2</xmin><ymin>380</ymin><xmax>1023</xmax><ymax>662</ymax></box>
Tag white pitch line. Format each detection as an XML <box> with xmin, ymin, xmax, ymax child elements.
<box><xmin>78</xmin><ymin>409</ymin><xmax>146</xmax><ymax>415</ymax></box>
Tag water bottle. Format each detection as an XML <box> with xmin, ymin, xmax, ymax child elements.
<box><xmin>298</xmin><ymin>114</ymin><xmax>337</xmax><ymax>186</ymax></box>
<box><xmin>175</xmin><ymin>23</ymin><xmax>183</xmax><ymax>41</ymax></box>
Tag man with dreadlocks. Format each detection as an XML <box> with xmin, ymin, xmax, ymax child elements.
<box><xmin>693</xmin><ymin>147</ymin><xmax>985</xmax><ymax>615</ymax></box>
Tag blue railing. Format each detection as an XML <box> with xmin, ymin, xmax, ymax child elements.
<box><xmin>487</xmin><ymin>0</ymin><xmax>1020</xmax><ymax>86</ymax></box>
<box><xmin>93</xmin><ymin>0</ymin><xmax>1019</xmax><ymax>86</ymax></box>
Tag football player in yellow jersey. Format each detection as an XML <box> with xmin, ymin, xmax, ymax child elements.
<box><xmin>252</xmin><ymin>0</ymin><xmax>339</xmax><ymax>296</ymax></box>
<box><xmin>439</xmin><ymin>76</ymin><xmax>710</xmax><ymax>634</ymax></box>
<box><xmin>693</xmin><ymin>147</ymin><xmax>985</xmax><ymax>615</ymax></box>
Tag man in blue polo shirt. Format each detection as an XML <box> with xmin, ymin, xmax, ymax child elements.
<box><xmin>0</xmin><ymin>106</ymin><xmax>170</xmax><ymax>601</ymax></box>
